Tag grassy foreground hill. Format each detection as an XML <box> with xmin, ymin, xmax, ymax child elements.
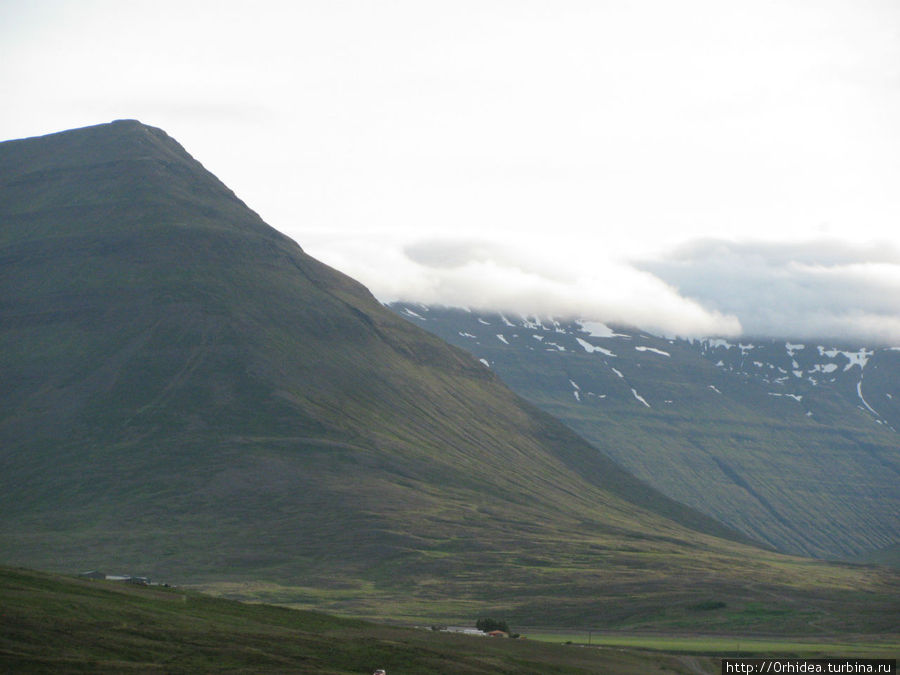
<box><xmin>1</xmin><ymin>566</ymin><xmax>728</xmax><ymax>674</ymax></box>
<box><xmin>1</xmin><ymin>121</ymin><xmax>898</xmax><ymax>632</ymax></box>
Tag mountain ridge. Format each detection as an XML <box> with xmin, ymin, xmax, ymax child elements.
<box><xmin>0</xmin><ymin>121</ymin><xmax>747</xmax><ymax>544</ymax></box>
<box><xmin>388</xmin><ymin>302</ymin><xmax>900</xmax><ymax>561</ymax></box>
<box><xmin>2</xmin><ymin>121</ymin><xmax>897</xmax><ymax>630</ymax></box>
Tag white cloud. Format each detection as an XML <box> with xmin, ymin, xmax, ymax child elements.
<box><xmin>640</xmin><ymin>239</ymin><xmax>900</xmax><ymax>344</ymax></box>
<box><xmin>304</xmin><ymin>232</ymin><xmax>741</xmax><ymax>338</ymax></box>
<box><xmin>308</xmin><ymin>232</ymin><xmax>900</xmax><ymax>345</ymax></box>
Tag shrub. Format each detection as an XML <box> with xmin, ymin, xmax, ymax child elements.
<box><xmin>476</xmin><ymin>617</ymin><xmax>509</xmax><ymax>633</ymax></box>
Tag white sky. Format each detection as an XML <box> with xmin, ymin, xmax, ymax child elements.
<box><xmin>3</xmin><ymin>1</ymin><xmax>900</xmax><ymax>341</ymax></box>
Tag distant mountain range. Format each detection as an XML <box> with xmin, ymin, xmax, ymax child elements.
<box><xmin>389</xmin><ymin>303</ymin><xmax>900</xmax><ymax>562</ymax></box>
<box><xmin>1</xmin><ymin>121</ymin><xmax>897</xmax><ymax>632</ymax></box>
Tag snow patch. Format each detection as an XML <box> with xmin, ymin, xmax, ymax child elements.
<box><xmin>631</xmin><ymin>388</ymin><xmax>651</xmax><ymax>407</ymax></box>
<box><xmin>577</xmin><ymin>321</ymin><xmax>618</xmax><ymax>338</ymax></box>
<box><xmin>458</xmin><ymin>332</ymin><xmax>476</xmax><ymax>339</ymax></box>
<box><xmin>857</xmin><ymin>380</ymin><xmax>880</xmax><ymax>417</ymax></box>
<box><xmin>569</xmin><ymin>379</ymin><xmax>580</xmax><ymax>390</ymax></box>
<box><xmin>785</xmin><ymin>342</ymin><xmax>805</xmax><ymax>357</ymax></box>
<box><xmin>708</xmin><ymin>385</ymin><xmax>722</xmax><ymax>394</ymax></box>
<box><xmin>769</xmin><ymin>393</ymin><xmax>804</xmax><ymax>403</ymax></box>
<box><xmin>532</xmin><ymin>335</ymin><xmax>544</xmax><ymax>342</ymax></box>
<box><xmin>635</xmin><ymin>346</ymin><xmax>671</xmax><ymax>357</ymax></box>
<box><xmin>496</xmin><ymin>334</ymin><xmax>509</xmax><ymax>345</ymax></box>
<box><xmin>842</xmin><ymin>348</ymin><xmax>873</xmax><ymax>371</ymax></box>
<box><xmin>478</xmin><ymin>358</ymin><xmax>490</xmax><ymax>368</ymax></box>
<box><xmin>611</xmin><ymin>367</ymin><xmax>624</xmax><ymax>379</ymax></box>
<box><xmin>477</xmin><ymin>318</ymin><xmax>491</xmax><ymax>325</ymax></box>
<box><xmin>576</xmin><ymin>338</ymin><xmax>616</xmax><ymax>357</ymax></box>
<box><xmin>403</xmin><ymin>308</ymin><xmax>427</xmax><ymax>321</ymax></box>
<box><xmin>521</xmin><ymin>316</ymin><xmax>543</xmax><ymax>330</ymax></box>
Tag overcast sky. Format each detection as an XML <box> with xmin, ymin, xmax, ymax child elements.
<box><xmin>3</xmin><ymin>1</ymin><xmax>900</xmax><ymax>342</ymax></box>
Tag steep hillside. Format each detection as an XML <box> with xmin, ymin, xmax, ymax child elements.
<box><xmin>1</xmin><ymin>121</ymin><xmax>897</xmax><ymax>630</ymax></box>
<box><xmin>388</xmin><ymin>303</ymin><xmax>900</xmax><ymax>561</ymax></box>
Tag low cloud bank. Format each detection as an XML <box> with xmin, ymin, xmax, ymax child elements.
<box><xmin>640</xmin><ymin>238</ymin><xmax>900</xmax><ymax>344</ymax></box>
<box><xmin>301</xmin><ymin>232</ymin><xmax>900</xmax><ymax>344</ymax></box>
<box><xmin>303</xmin><ymin>232</ymin><xmax>741</xmax><ymax>338</ymax></box>
<box><xmin>401</xmin><ymin>239</ymin><xmax>743</xmax><ymax>337</ymax></box>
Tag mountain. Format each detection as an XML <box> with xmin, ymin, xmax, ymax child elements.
<box><xmin>1</xmin><ymin>121</ymin><xmax>897</xmax><ymax>632</ymax></box>
<box><xmin>387</xmin><ymin>303</ymin><xmax>900</xmax><ymax>561</ymax></box>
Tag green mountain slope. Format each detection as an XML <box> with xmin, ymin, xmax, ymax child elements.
<box><xmin>387</xmin><ymin>304</ymin><xmax>900</xmax><ymax>561</ymax></box>
<box><xmin>1</xmin><ymin>121</ymin><xmax>898</xmax><ymax>631</ymax></box>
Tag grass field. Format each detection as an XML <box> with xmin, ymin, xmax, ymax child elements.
<box><xmin>193</xmin><ymin>562</ymin><xmax>900</xmax><ymax>637</ymax></box>
<box><xmin>525</xmin><ymin>632</ymin><xmax>899</xmax><ymax>658</ymax></box>
<box><xmin>3</xmin><ymin>566</ymin><xmax>894</xmax><ymax>674</ymax></box>
<box><xmin>1</xmin><ymin>566</ymin><xmax>728</xmax><ymax>674</ymax></box>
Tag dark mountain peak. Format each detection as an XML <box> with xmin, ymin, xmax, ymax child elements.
<box><xmin>0</xmin><ymin>119</ymin><xmax>281</xmax><ymax>248</ymax></box>
<box><xmin>0</xmin><ymin>121</ymin><xmax>491</xmax><ymax>445</ymax></box>
<box><xmin>1</xmin><ymin>119</ymin><xmax>187</xmax><ymax>175</ymax></box>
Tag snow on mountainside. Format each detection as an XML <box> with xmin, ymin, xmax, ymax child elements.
<box><xmin>691</xmin><ymin>338</ymin><xmax>895</xmax><ymax>431</ymax></box>
<box><xmin>393</xmin><ymin>302</ymin><xmax>900</xmax><ymax>433</ymax></box>
<box><xmin>389</xmin><ymin>302</ymin><xmax>900</xmax><ymax>561</ymax></box>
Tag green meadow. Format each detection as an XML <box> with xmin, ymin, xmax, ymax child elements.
<box><xmin>1</xmin><ymin>567</ymin><xmax>724</xmax><ymax>674</ymax></box>
<box><xmin>3</xmin><ymin>567</ymin><xmax>894</xmax><ymax>674</ymax></box>
<box><xmin>526</xmin><ymin>632</ymin><xmax>899</xmax><ymax>659</ymax></box>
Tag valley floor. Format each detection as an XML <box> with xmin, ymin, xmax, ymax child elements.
<box><xmin>6</xmin><ymin>567</ymin><xmax>897</xmax><ymax>674</ymax></box>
